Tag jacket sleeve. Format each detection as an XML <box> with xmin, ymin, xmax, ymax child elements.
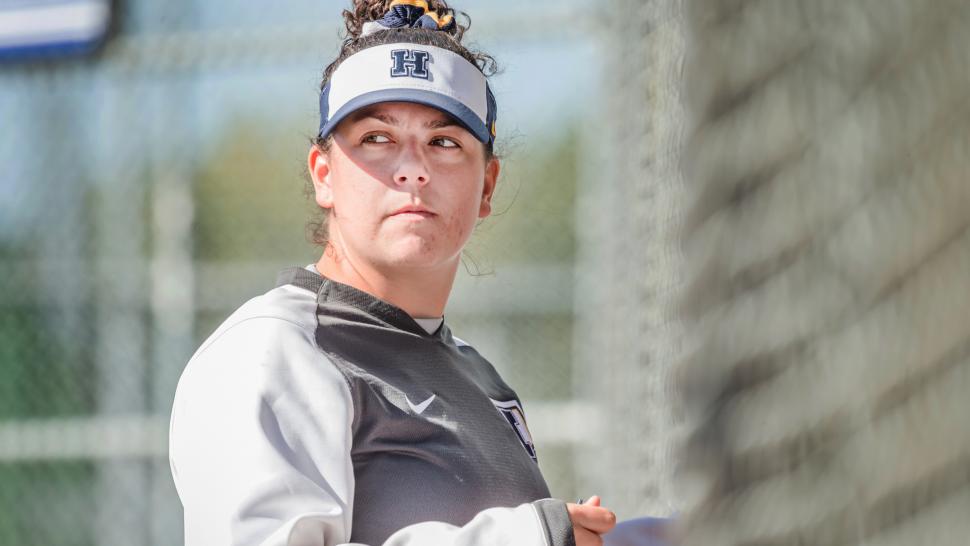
<box><xmin>169</xmin><ymin>317</ymin><xmax>574</xmax><ymax>546</ymax></box>
<box><xmin>380</xmin><ymin>499</ymin><xmax>575</xmax><ymax>546</ymax></box>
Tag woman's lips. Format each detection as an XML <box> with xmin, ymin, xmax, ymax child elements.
<box><xmin>389</xmin><ymin>205</ymin><xmax>436</xmax><ymax>219</ymax></box>
<box><xmin>391</xmin><ymin>211</ymin><xmax>435</xmax><ymax>219</ymax></box>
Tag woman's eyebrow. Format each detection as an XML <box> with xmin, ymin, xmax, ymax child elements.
<box><xmin>371</xmin><ymin>113</ymin><xmax>398</xmax><ymax>125</ymax></box>
<box><xmin>426</xmin><ymin>118</ymin><xmax>459</xmax><ymax>129</ymax></box>
<box><xmin>348</xmin><ymin>111</ymin><xmax>399</xmax><ymax>125</ymax></box>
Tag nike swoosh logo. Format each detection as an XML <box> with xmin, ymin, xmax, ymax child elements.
<box><xmin>405</xmin><ymin>394</ymin><xmax>436</xmax><ymax>415</ymax></box>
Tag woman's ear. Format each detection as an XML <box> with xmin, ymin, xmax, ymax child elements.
<box><xmin>308</xmin><ymin>145</ymin><xmax>334</xmax><ymax>209</ymax></box>
<box><xmin>478</xmin><ymin>156</ymin><xmax>500</xmax><ymax>219</ymax></box>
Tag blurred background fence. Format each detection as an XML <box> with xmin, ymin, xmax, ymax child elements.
<box><xmin>0</xmin><ymin>0</ymin><xmax>681</xmax><ymax>544</ymax></box>
<box><xmin>677</xmin><ymin>1</ymin><xmax>970</xmax><ymax>545</ymax></box>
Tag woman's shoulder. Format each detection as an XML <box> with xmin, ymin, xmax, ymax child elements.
<box><xmin>188</xmin><ymin>283</ymin><xmax>320</xmax><ymax>367</ymax></box>
<box><xmin>175</xmin><ymin>281</ymin><xmax>351</xmax><ymax>406</ymax></box>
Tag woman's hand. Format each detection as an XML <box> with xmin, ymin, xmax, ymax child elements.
<box><xmin>566</xmin><ymin>495</ymin><xmax>617</xmax><ymax>546</ymax></box>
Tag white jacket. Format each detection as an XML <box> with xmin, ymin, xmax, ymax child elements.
<box><xmin>169</xmin><ymin>267</ymin><xmax>574</xmax><ymax>546</ymax></box>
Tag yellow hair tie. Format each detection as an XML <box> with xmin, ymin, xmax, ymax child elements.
<box><xmin>389</xmin><ymin>0</ymin><xmax>430</xmax><ymax>10</ymax></box>
<box><xmin>423</xmin><ymin>10</ymin><xmax>454</xmax><ymax>28</ymax></box>
<box><xmin>387</xmin><ymin>0</ymin><xmax>453</xmax><ymax>29</ymax></box>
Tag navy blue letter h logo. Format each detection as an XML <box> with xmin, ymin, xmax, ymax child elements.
<box><xmin>390</xmin><ymin>49</ymin><xmax>431</xmax><ymax>80</ymax></box>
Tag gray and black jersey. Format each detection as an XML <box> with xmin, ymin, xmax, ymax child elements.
<box><xmin>169</xmin><ymin>266</ymin><xmax>574</xmax><ymax>546</ymax></box>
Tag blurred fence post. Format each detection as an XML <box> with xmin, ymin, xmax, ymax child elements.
<box><xmin>93</xmin><ymin>72</ymin><xmax>151</xmax><ymax>546</ymax></box>
<box><xmin>574</xmin><ymin>0</ymin><xmax>684</xmax><ymax>520</ymax></box>
<box><xmin>147</xmin><ymin>84</ymin><xmax>197</xmax><ymax>546</ymax></box>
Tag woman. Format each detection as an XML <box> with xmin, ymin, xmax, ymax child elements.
<box><xmin>168</xmin><ymin>1</ymin><xmax>616</xmax><ymax>544</ymax></box>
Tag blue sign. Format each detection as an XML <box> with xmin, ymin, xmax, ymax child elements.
<box><xmin>0</xmin><ymin>0</ymin><xmax>112</xmax><ymax>62</ymax></box>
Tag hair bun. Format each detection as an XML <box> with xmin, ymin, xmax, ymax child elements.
<box><xmin>363</xmin><ymin>0</ymin><xmax>457</xmax><ymax>36</ymax></box>
<box><xmin>343</xmin><ymin>0</ymin><xmax>462</xmax><ymax>41</ymax></box>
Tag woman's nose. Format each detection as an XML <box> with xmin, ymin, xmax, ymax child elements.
<box><xmin>393</xmin><ymin>145</ymin><xmax>430</xmax><ymax>187</ymax></box>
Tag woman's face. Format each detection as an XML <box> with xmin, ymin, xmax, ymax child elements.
<box><xmin>309</xmin><ymin>101</ymin><xmax>499</xmax><ymax>273</ymax></box>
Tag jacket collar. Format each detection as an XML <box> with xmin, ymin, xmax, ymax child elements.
<box><xmin>275</xmin><ymin>266</ymin><xmax>450</xmax><ymax>341</ymax></box>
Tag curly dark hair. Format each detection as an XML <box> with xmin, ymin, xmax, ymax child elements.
<box><xmin>305</xmin><ymin>0</ymin><xmax>500</xmax><ymax>249</ymax></box>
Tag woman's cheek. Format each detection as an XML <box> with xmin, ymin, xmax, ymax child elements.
<box><xmin>453</xmin><ymin>214</ymin><xmax>469</xmax><ymax>245</ymax></box>
<box><xmin>449</xmin><ymin>204</ymin><xmax>478</xmax><ymax>246</ymax></box>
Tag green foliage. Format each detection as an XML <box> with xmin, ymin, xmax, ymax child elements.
<box><xmin>0</xmin><ymin>240</ymin><xmax>95</xmax><ymax>419</ymax></box>
<box><xmin>193</xmin><ymin>121</ymin><xmax>319</xmax><ymax>263</ymax></box>
<box><xmin>470</xmin><ymin>125</ymin><xmax>580</xmax><ymax>266</ymax></box>
<box><xmin>0</xmin><ymin>310</ymin><xmax>95</xmax><ymax>419</ymax></box>
<box><xmin>0</xmin><ymin>461</ymin><xmax>95</xmax><ymax>546</ymax></box>
<box><xmin>0</xmin><ymin>245</ymin><xmax>96</xmax><ymax>542</ymax></box>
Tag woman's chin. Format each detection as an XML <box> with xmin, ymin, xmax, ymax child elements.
<box><xmin>379</xmin><ymin>237</ymin><xmax>458</xmax><ymax>270</ymax></box>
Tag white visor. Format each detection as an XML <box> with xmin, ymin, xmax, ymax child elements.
<box><xmin>318</xmin><ymin>43</ymin><xmax>496</xmax><ymax>143</ymax></box>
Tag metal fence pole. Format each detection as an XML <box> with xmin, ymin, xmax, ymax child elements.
<box><xmin>93</xmin><ymin>70</ymin><xmax>151</xmax><ymax>546</ymax></box>
<box><xmin>146</xmin><ymin>80</ymin><xmax>197</xmax><ymax>546</ymax></box>
<box><xmin>574</xmin><ymin>0</ymin><xmax>684</xmax><ymax>519</ymax></box>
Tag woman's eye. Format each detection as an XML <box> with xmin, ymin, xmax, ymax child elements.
<box><xmin>431</xmin><ymin>137</ymin><xmax>460</xmax><ymax>148</ymax></box>
<box><xmin>363</xmin><ymin>134</ymin><xmax>391</xmax><ymax>144</ymax></box>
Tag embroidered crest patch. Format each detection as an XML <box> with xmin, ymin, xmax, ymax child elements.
<box><xmin>489</xmin><ymin>398</ymin><xmax>538</xmax><ymax>462</ymax></box>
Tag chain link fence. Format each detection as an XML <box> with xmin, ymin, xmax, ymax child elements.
<box><xmin>0</xmin><ymin>1</ymin><xmax>651</xmax><ymax>545</ymax></box>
